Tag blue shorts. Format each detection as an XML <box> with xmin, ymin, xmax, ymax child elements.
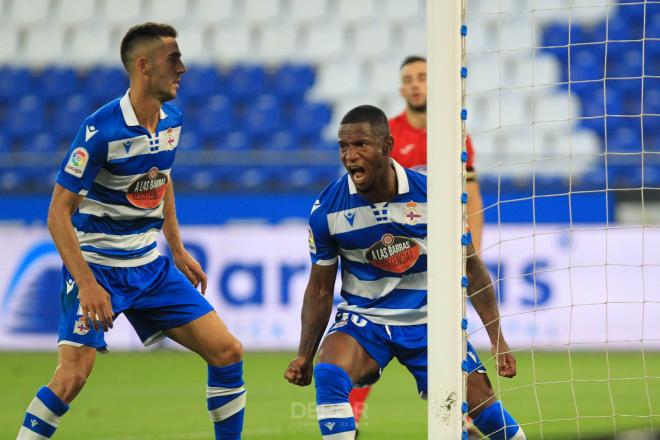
<box><xmin>58</xmin><ymin>255</ymin><xmax>214</xmax><ymax>352</ymax></box>
<box><xmin>327</xmin><ymin>312</ymin><xmax>486</xmax><ymax>396</ymax></box>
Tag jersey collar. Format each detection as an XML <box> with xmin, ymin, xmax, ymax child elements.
<box><xmin>120</xmin><ymin>89</ymin><xmax>167</xmax><ymax>127</ymax></box>
<box><xmin>348</xmin><ymin>159</ymin><xmax>410</xmax><ymax>195</ymax></box>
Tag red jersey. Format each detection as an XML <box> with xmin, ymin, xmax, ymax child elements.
<box><xmin>389</xmin><ymin>112</ymin><xmax>475</xmax><ymax>179</ymax></box>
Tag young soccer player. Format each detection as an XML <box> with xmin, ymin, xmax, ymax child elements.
<box><xmin>16</xmin><ymin>23</ymin><xmax>245</xmax><ymax>439</ymax></box>
<box><xmin>284</xmin><ymin>105</ymin><xmax>525</xmax><ymax>439</ymax></box>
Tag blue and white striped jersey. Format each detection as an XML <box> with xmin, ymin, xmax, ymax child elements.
<box><xmin>56</xmin><ymin>90</ymin><xmax>181</xmax><ymax>267</ymax></box>
<box><xmin>308</xmin><ymin>160</ymin><xmax>427</xmax><ymax>325</ymax></box>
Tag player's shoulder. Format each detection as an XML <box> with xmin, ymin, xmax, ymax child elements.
<box><xmin>403</xmin><ymin>167</ymin><xmax>427</xmax><ymax>196</ymax></box>
<box><xmin>161</xmin><ymin>101</ymin><xmax>183</xmax><ymax>124</ymax></box>
<box><xmin>74</xmin><ymin>97</ymin><xmax>124</xmax><ymax>147</ymax></box>
<box><xmin>311</xmin><ymin>173</ymin><xmax>350</xmax><ymax>216</ymax></box>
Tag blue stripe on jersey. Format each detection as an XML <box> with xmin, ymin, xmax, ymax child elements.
<box><xmin>341</xmin><ymin>288</ymin><xmax>427</xmax><ymax>310</ymax></box>
<box><xmin>86</xmin><ymin>182</ymin><xmax>131</xmax><ymax>207</ymax></box>
<box><xmin>72</xmin><ymin>213</ymin><xmax>164</xmax><ymax>236</ymax></box>
<box><xmin>335</xmin><ymin>224</ymin><xmax>427</xmax><ymax>248</ymax></box>
<box><xmin>342</xmin><ymin>257</ymin><xmax>427</xmax><ymax>281</ymax></box>
<box><xmin>80</xmin><ymin>241</ymin><xmax>157</xmax><ymax>257</ymax></box>
<box><xmin>106</xmin><ymin>150</ymin><xmax>176</xmax><ymax>176</ymax></box>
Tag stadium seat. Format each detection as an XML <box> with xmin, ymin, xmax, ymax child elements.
<box><xmin>196</xmin><ymin>94</ymin><xmax>234</xmax><ymax>140</ymax></box>
<box><xmin>309</xmin><ymin>63</ymin><xmax>362</xmax><ymax>101</ymax></box>
<box><xmin>0</xmin><ymin>132</ymin><xmax>13</xmax><ymax>153</ymax></box>
<box><xmin>82</xmin><ymin>66</ymin><xmax>128</xmax><ymax>103</ymax></box>
<box><xmin>533</xmin><ymin>90</ymin><xmax>580</xmax><ymax>123</ymax></box>
<box><xmin>336</xmin><ymin>0</ymin><xmax>375</xmax><ymax>24</ymax></box>
<box><xmin>607</xmin><ymin>42</ymin><xmax>643</xmax><ymax>78</ymax></box>
<box><xmin>292</xmin><ymin>102</ymin><xmax>332</xmax><ymax>138</ymax></box>
<box><xmin>68</xmin><ymin>25</ymin><xmax>112</xmax><ymax>67</ymax></box>
<box><xmin>569</xmin><ymin>43</ymin><xmax>605</xmax><ymax>82</ymax></box>
<box><xmin>178</xmin><ymin>66</ymin><xmax>222</xmax><ymax>102</ymax></box>
<box><xmin>0</xmin><ymin>25</ymin><xmax>19</xmax><ymax>64</ymax></box>
<box><xmin>467</xmin><ymin>53</ymin><xmax>501</xmax><ymax>94</ymax></box>
<box><xmin>466</xmin><ymin>15</ymin><xmax>498</xmax><ymax>54</ymax></box>
<box><xmin>644</xmin><ymin>79</ymin><xmax>660</xmax><ymax>114</ymax></box>
<box><xmin>255</xmin><ymin>23</ymin><xmax>298</xmax><ymax>65</ymax></box>
<box><xmin>100</xmin><ymin>0</ymin><xmax>143</xmax><ymax>26</ymax></box>
<box><xmin>288</xmin><ymin>0</ymin><xmax>327</xmax><ymax>25</ymax></box>
<box><xmin>244</xmin><ymin>0</ymin><xmax>282</xmax><ymax>26</ymax></box>
<box><xmin>31</xmin><ymin>132</ymin><xmax>58</xmax><ymax>153</ymax></box>
<box><xmin>500</xmin><ymin>89</ymin><xmax>532</xmax><ymax>127</ymax></box>
<box><xmin>0</xmin><ymin>166</ymin><xmax>29</xmax><ymax>192</ymax></box>
<box><xmin>269</xmin><ymin>130</ymin><xmax>301</xmax><ymax>151</ymax></box>
<box><xmin>7</xmin><ymin>0</ymin><xmax>49</xmax><ymax>26</ymax></box>
<box><xmin>7</xmin><ymin>95</ymin><xmax>44</xmax><ymax>140</ymax></box>
<box><xmin>174</xmin><ymin>26</ymin><xmax>207</xmax><ymax>65</ymax></box>
<box><xmin>143</xmin><ymin>0</ymin><xmax>189</xmax><ymax>24</ymax></box>
<box><xmin>244</xmin><ymin>94</ymin><xmax>283</xmax><ymax>138</ymax></box>
<box><xmin>352</xmin><ymin>23</ymin><xmax>392</xmax><ymax>62</ymax></box>
<box><xmin>606</xmin><ymin>117</ymin><xmax>643</xmax><ymax>152</ymax></box>
<box><xmin>399</xmin><ymin>26</ymin><xmax>426</xmax><ymax>59</ymax></box>
<box><xmin>37</xmin><ymin>67</ymin><xmax>78</xmax><ymax>102</ymax></box>
<box><xmin>0</xmin><ymin>67</ymin><xmax>33</xmax><ymax>103</ymax></box>
<box><xmin>299</xmin><ymin>21</ymin><xmax>346</xmax><ymax>63</ymax></box>
<box><xmin>382</xmin><ymin>0</ymin><xmax>423</xmax><ymax>23</ymax></box>
<box><xmin>194</xmin><ymin>0</ymin><xmax>235</xmax><ymax>26</ymax></box>
<box><xmin>209</xmin><ymin>25</ymin><xmax>255</xmax><ymax>65</ymax></box>
<box><xmin>52</xmin><ymin>94</ymin><xmax>92</xmax><ymax>141</ymax></box>
<box><xmin>272</xmin><ymin>64</ymin><xmax>316</xmax><ymax>103</ymax></box>
<box><xmin>55</xmin><ymin>0</ymin><xmax>96</xmax><ymax>26</ymax></box>
<box><xmin>224</xmin><ymin>65</ymin><xmax>267</xmax><ymax>102</ymax></box>
<box><xmin>177</xmin><ymin>130</ymin><xmax>203</xmax><ymax>151</ymax></box>
<box><xmin>22</xmin><ymin>26</ymin><xmax>66</xmax><ymax>66</ymax></box>
<box><xmin>217</xmin><ymin>131</ymin><xmax>253</xmax><ymax>152</ymax></box>
<box><xmin>500</xmin><ymin>14</ymin><xmax>535</xmax><ymax>51</ymax></box>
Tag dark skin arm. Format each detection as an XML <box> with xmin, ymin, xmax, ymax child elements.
<box><xmin>284</xmin><ymin>263</ymin><xmax>338</xmax><ymax>386</ymax></box>
<box><xmin>48</xmin><ymin>184</ymin><xmax>113</xmax><ymax>332</ymax></box>
<box><xmin>466</xmin><ymin>243</ymin><xmax>516</xmax><ymax>378</ymax></box>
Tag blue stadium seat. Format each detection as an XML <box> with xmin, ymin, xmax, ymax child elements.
<box><xmin>617</xmin><ymin>2</ymin><xmax>645</xmax><ymax>26</ymax></box>
<box><xmin>607</xmin><ymin>42</ymin><xmax>643</xmax><ymax>78</ymax></box>
<box><xmin>0</xmin><ymin>67</ymin><xmax>33</xmax><ymax>103</ymax></box>
<box><xmin>178</xmin><ymin>65</ymin><xmax>222</xmax><ymax>102</ymax></box>
<box><xmin>177</xmin><ymin>130</ymin><xmax>203</xmax><ymax>151</ymax></box>
<box><xmin>196</xmin><ymin>94</ymin><xmax>234</xmax><ymax>140</ymax></box>
<box><xmin>225</xmin><ymin>65</ymin><xmax>267</xmax><ymax>102</ymax></box>
<box><xmin>30</xmin><ymin>132</ymin><xmax>58</xmax><ymax>154</ymax></box>
<box><xmin>570</xmin><ymin>43</ymin><xmax>605</xmax><ymax>82</ymax></box>
<box><xmin>607</xmin><ymin>15</ymin><xmax>637</xmax><ymax>41</ymax></box>
<box><xmin>0</xmin><ymin>166</ymin><xmax>30</xmax><ymax>192</ymax></box>
<box><xmin>235</xmin><ymin>165</ymin><xmax>273</xmax><ymax>190</ymax></box>
<box><xmin>0</xmin><ymin>132</ymin><xmax>13</xmax><ymax>153</ymax></box>
<box><xmin>52</xmin><ymin>94</ymin><xmax>91</xmax><ymax>140</ymax></box>
<box><xmin>643</xmin><ymin>79</ymin><xmax>660</xmax><ymax>114</ymax></box>
<box><xmin>30</xmin><ymin>166</ymin><xmax>58</xmax><ymax>191</ymax></box>
<box><xmin>7</xmin><ymin>95</ymin><xmax>44</xmax><ymax>139</ymax></box>
<box><xmin>216</xmin><ymin>131</ymin><xmax>253</xmax><ymax>151</ymax></box>
<box><xmin>606</xmin><ymin>117</ymin><xmax>642</xmax><ymax>152</ymax></box>
<box><xmin>292</xmin><ymin>102</ymin><xmax>332</xmax><ymax>139</ymax></box>
<box><xmin>269</xmin><ymin>130</ymin><xmax>301</xmax><ymax>151</ymax></box>
<box><xmin>272</xmin><ymin>64</ymin><xmax>315</xmax><ymax>103</ymax></box>
<box><xmin>244</xmin><ymin>94</ymin><xmax>282</xmax><ymax>137</ymax></box>
<box><xmin>189</xmin><ymin>167</ymin><xmax>220</xmax><ymax>191</ymax></box>
<box><xmin>82</xmin><ymin>66</ymin><xmax>128</xmax><ymax>103</ymax></box>
<box><xmin>37</xmin><ymin>67</ymin><xmax>78</xmax><ymax>102</ymax></box>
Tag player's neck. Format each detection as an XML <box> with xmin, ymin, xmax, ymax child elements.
<box><xmin>361</xmin><ymin>162</ymin><xmax>398</xmax><ymax>203</ymax></box>
<box><xmin>406</xmin><ymin>109</ymin><xmax>427</xmax><ymax>131</ymax></box>
<box><xmin>128</xmin><ymin>86</ymin><xmax>162</xmax><ymax>134</ymax></box>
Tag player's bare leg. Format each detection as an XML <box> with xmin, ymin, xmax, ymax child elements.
<box><xmin>165</xmin><ymin>311</ymin><xmax>245</xmax><ymax>440</ymax></box>
<box><xmin>467</xmin><ymin>372</ymin><xmax>526</xmax><ymax>439</ymax></box>
<box><xmin>17</xmin><ymin>345</ymin><xmax>96</xmax><ymax>439</ymax></box>
<box><xmin>313</xmin><ymin>332</ymin><xmax>380</xmax><ymax>440</ymax></box>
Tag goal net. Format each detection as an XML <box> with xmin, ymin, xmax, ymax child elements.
<box><xmin>431</xmin><ymin>0</ymin><xmax>660</xmax><ymax>438</ymax></box>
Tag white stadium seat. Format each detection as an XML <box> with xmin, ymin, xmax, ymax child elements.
<box><xmin>255</xmin><ymin>23</ymin><xmax>298</xmax><ymax>65</ymax></box>
<box><xmin>176</xmin><ymin>26</ymin><xmax>208</xmax><ymax>65</ymax></box>
<box><xmin>352</xmin><ymin>23</ymin><xmax>393</xmax><ymax>62</ymax></box>
<box><xmin>68</xmin><ymin>25</ymin><xmax>112</xmax><ymax>67</ymax></box>
<box><xmin>500</xmin><ymin>13</ymin><xmax>535</xmax><ymax>51</ymax></box>
<box><xmin>309</xmin><ymin>62</ymin><xmax>363</xmax><ymax>102</ymax></box>
<box><xmin>209</xmin><ymin>24</ymin><xmax>255</xmax><ymax>65</ymax></box>
<box><xmin>288</xmin><ymin>0</ymin><xmax>327</xmax><ymax>25</ymax></box>
<box><xmin>382</xmin><ymin>0</ymin><xmax>423</xmax><ymax>24</ymax></box>
<box><xmin>336</xmin><ymin>0</ymin><xmax>375</xmax><ymax>24</ymax></box>
<box><xmin>501</xmin><ymin>89</ymin><xmax>534</xmax><ymax>127</ymax></box>
<box><xmin>22</xmin><ymin>25</ymin><xmax>66</xmax><ymax>66</ymax></box>
<box><xmin>399</xmin><ymin>26</ymin><xmax>426</xmax><ymax>58</ymax></box>
<box><xmin>143</xmin><ymin>0</ymin><xmax>190</xmax><ymax>25</ymax></box>
<box><xmin>55</xmin><ymin>0</ymin><xmax>96</xmax><ymax>26</ymax></box>
<box><xmin>194</xmin><ymin>0</ymin><xmax>235</xmax><ymax>26</ymax></box>
<box><xmin>366</xmin><ymin>58</ymin><xmax>403</xmax><ymax>97</ymax></box>
<box><xmin>298</xmin><ymin>21</ymin><xmax>345</xmax><ymax>63</ymax></box>
<box><xmin>0</xmin><ymin>26</ymin><xmax>19</xmax><ymax>64</ymax></box>
<box><xmin>8</xmin><ymin>0</ymin><xmax>50</xmax><ymax>26</ymax></box>
<box><xmin>465</xmin><ymin>15</ymin><xmax>499</xmax><ymax>54</ymax></box>
<box><xmin>467</xmin><ymin>53</ymin><xmax>501</xmax><ymax>94</ymax></box>
<box><xmin>100</xmin><ymin>0</ymin><xmax>143</xmax><ymax>26</ymax></box>
<box><xmin>243</xmin><ymin>0</ymin><xmax>281</xmax><ymax>26</ymax></box>
<box><xmin>533</xmin><ymin>88</ymin><xmax>581</xmax><ymax>123</ymax></box>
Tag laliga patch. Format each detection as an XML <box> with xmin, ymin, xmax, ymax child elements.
<box><xmin>366</xmin><ymin>233</ymin><xmax>420</xmax><ymax>274</ymax></box>
<box><xmin>73</xmin><ymin>318</ymin><xmax>90</xmax><ymax>336</ymax></box>
<box><xmin>127</xmin><ymin>167</ymin><xmax>169</xmax><ymax>209</ymax></box>
<box><xmin>308</xmin><ymin>226</ymin><xmax>317</xmax><ymax>253</ymax></box>
<box><xmin>64</xmin><ymin>147</ymin><xmax>89</xmax><ymax>178</ymax></box>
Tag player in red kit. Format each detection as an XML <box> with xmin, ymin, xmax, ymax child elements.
<box><xmin>349</xmin><ymin>56</ymin><xmax>485</xmax><ymax>434</ymax></box>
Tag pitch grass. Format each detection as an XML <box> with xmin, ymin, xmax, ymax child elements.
<box><xmin>2</xmin><ymin>350</ymin><xmax>659</xmax><ymax>439</ymax></box>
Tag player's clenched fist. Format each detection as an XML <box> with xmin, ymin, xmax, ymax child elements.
<box><xmin>284</xmin><ymin>356</ymin><xmax>313</xmax><ymax>386</ymax></box>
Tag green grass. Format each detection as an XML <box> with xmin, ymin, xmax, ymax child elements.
<box><xmin>1</xmin><ymin>350</ymin><xmax>659</xmax><ymax>439</ymax></box>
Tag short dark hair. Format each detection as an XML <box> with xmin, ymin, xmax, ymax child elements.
<box><xmin>400</xmin><ymin>55</ymin><xmax>426</xmax><ymax>70</ymax></box>
<box><xmin>340</xmin><ymin>105</ymin><xmax>390</xmax><ymax>138</ymax></box>
<box><xmin>120</xmin><ymin>22</ymin><xmax>177</xmax><ymax>71</ymax></box>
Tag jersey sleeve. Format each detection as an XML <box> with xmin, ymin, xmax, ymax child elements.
<box><xmin>308</xmin><ymin>199</ymin><xmax>338</xmax><ymax>266</ymax></box>
<box><xmin>465</xmin><ymin>134</ymin><xmax>477</xmax><ymax>181</ymax></box>
<box><xmin>55</xmin><ymin>122</ymin><xmax>108</xmax><ymax>195</ymax></box>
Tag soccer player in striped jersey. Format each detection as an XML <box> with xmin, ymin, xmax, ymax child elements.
<box><xmin>16</xmin><ymin>23</ymin><xmax>245</xmax><ymax>440</ymax></box>
<box><xmin>284</xmin><ymin>105</ymin><xmax>524</xmax><ymax>439</ymax></box>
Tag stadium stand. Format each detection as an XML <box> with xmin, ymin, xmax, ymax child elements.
<box><xmin>0</xmin><ymin>0</ymin><xmax>657</xmax><ymax>194</ymax></box>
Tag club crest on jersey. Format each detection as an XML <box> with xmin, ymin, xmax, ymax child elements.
<box><xmin>64</xmin><ymin>147</ymin><xmax>89</xmax><ymax>178</ymax></box>
<box><xmin>73</xmin><ymin>319</ymin><xmax>89</xmax><ymax>335</ymax></box>
<box><xmin>403</xmin><ymin>201</ymin><xmax>422</xmax><ymax>225</ymax></box>
<box><xmin>366</xmin><ymin>233</ymin><xmax>420</xmax><ymax>273</ymax></box>
<box><xmin>166</xmin><ymin>127</ymin><xmax>176</xmax><ymax>148</ymax></box>
<box><xmin>126</xmin><ymin>167</ymin><xmax>168</xmax><ymax>209</ymax></box>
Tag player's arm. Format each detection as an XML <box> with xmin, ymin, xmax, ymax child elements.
<box><xmin>465</xmin><ymin>243</ymin><xmax>516</xmax><ymax>378</ymax></box>
<box><xmin>162</xmin><ymin>177</ymin><xmax>207</xmax><ymax>294</ymax></box>
<box><xmin>48</xmin><ymin>184</ymin><xmax>113</xmax><ymax>331</ymax></box>
<box><xmin>285</xmin><ymin>262</ymin><xmax>338</xmax><ymax>386</ymax></box>
<box><xmin>466</xmin><ymin>179</ymin><xmax>484</xmax><ymax>252</ymax></box>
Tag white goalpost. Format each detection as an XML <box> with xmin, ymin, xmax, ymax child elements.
<box><xmin>427</xmin><ymin>0</ymin><xmax>465</xmax><ymax>438</ymax></box>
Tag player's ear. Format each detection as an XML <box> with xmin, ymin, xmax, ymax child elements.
<box><xmin>383</xmin><ymin>135</ymin><xmax>393</xmax><ymax>156</ymax></box>
<box><xmin>136</xmin><ymin>56</ymin><xmax>150</xmax><ymax>75</ymax></box>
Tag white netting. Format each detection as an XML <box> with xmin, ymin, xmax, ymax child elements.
<box><xmin>464</xmin><ymin>0</ymin><xmax>660</xmax><ymax>437</ymax></box>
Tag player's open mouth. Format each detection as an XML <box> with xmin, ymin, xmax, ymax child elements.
<box><xmin>349</xmin><ymin>166</ymin><xmax>366</xmax><ymax>184</ymax></box>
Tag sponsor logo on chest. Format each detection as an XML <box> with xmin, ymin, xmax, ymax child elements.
<box><xmin>366</xmin><ymin>233</ymin><xmax>420</xmax><ymax>273</ymax></box>
<box><xmin>126</xmin><ymin>167</ymin><xmax>169</xmax><ymax>209</ymax></box>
